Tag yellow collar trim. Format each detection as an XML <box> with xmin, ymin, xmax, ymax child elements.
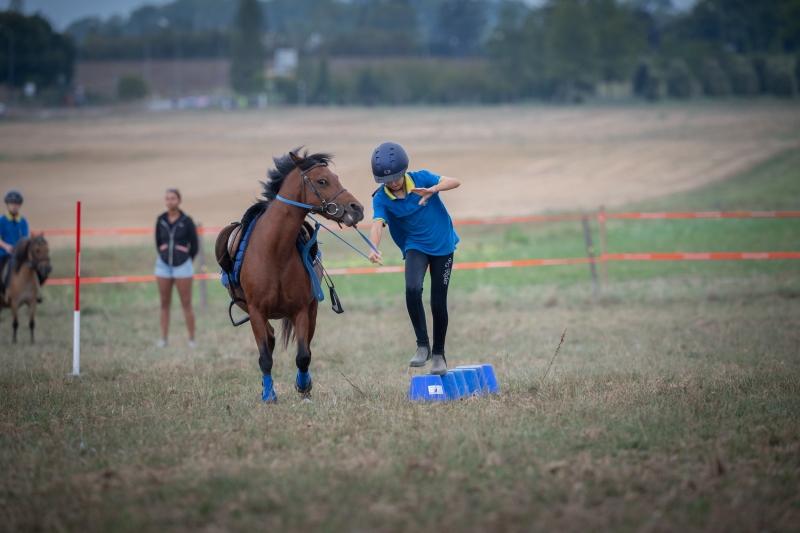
<box><xmin>384</xmin><ymin>174</ymin><xmax>415</xmax><ymax>201</ymax></box>
<box><xmin>5</xmin><ymin>213</ymin><xmax>20</xmax><ymax>222</ymax></box>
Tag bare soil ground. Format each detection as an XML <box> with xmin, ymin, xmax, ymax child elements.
<box><xmin>1</xmin><ymin>103</ymin><xmax>798</xmax><ymax>239</ymax></box>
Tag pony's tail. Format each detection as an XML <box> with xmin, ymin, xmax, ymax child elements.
<box><xmin>280</xmin><ymin>318</ymin><xmax>295</xmax><ymax>350</ymax></box>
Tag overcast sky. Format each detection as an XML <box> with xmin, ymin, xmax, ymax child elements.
<box><xmin>19</xmin><ymin>0</ymin><xmax>699</xmax><ymax>30</ymax></box>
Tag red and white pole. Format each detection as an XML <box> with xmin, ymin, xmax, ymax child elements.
<box><xmin>72</xmin><ymin>201</ymin><xmax>81</xmax><ymax>376</ymax></box>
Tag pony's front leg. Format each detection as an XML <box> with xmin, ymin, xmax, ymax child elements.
<box><xmin>249</xmin><ymin>306</ymin><xmax>277</xmax><ymax>403</ymax></box>
<box><xmin>10</xmin><ymin>301</ymin><xmax>19</xmax><ymax>344</ymax></box>
<box><xmin>294</xmin><ymin>304</ymin><xmax>317</xmax><ymax>398</ymax></box>
<box><xmin>28</xmin><ymin>300</ymin><xmax>36</xmax><ymax>344</ymax></box>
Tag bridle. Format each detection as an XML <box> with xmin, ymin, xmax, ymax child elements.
<box><xmin>274</xmin><ymin>161</ymin><xmax>381</xmax><ymax>261</ymax></box>
<box><xmin>275</xmin><ymin>163</ymin><xmax>349</xmax><ymax>219</ymax></box>
<box><xmin>19</xmin><ymin>236</ymin><xmax>51</xmax><ymax>282</ymax></box>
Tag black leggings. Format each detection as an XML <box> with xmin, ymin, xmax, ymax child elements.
<box><xmin>405</xmin><ymin>249</ymin><xmax>454</xmax><ymax>356</ymax></box>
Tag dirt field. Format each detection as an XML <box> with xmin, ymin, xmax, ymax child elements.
<box><xmin>1</xmin><ymin>103</ymin><xmax>798</xmax><ymax>236</ymax></box>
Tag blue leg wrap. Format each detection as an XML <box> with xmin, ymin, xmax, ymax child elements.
<box><xmin>262</xmin><ymin>375</ymin><xmax>277</xmax><ymax>403</ymax></box>
<box><xmin>296</xmin><ymin>370</ymin><xmax>313</xmax><ymax>395</ymax></box>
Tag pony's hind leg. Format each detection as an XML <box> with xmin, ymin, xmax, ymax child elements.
<box><xmin>249</xmin><ymin>305</ymin><xmax>277</xmax><ymax>403</ymax></box>
<box><xmin>293</xmin><ymin>304</ymin><xmax>317</xmax><ymax>397</ymax></box>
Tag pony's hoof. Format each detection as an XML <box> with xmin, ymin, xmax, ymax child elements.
<box><xmin>262</xmin><ymin>375</ymin><xmax>278</xmax><ymax>404</ymax></box>
<box><xmin>295</xmin><ymin>371</ymin><xmax>313</xmax><ymax>397</ymax></box>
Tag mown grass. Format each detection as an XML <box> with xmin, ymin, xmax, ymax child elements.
<box><xmin>1</xmin><ymin>150</ymin><xmax>799</xmax><ymax>531</ymax></box>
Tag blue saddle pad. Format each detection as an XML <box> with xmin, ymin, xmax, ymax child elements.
<box><xmin>220</xmin><ymin>209</ymin><xmax>323</xmax><ymax>302</ymax></box>
<box><xmin>220</xmin><ymin>212</ymin><xmax>261</xmax><ymax>289</ymax></box>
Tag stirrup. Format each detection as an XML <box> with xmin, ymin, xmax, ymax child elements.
<box><xmin>228</xmin><ymin>299</ymin><xmax>250</xmax><ymax>327</ymax></box>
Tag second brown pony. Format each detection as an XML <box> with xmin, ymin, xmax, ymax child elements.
<box><xmin>1</xmin><ymin>235</ymin><xmax>52</xmax><ymax>343</ymax></box>
<box><xmin>237</xmin><ymin>150</ymin><xmax>364</xmax><ymax>403</ymax></box>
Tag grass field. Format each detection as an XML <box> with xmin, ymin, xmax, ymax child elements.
<box><xmin>2</xmin><ymin>122</ymin><xmax>800</xmax><ymax>531</ymax></box>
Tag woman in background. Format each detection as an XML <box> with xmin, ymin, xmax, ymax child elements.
<box><xmin>154</xmin><ymin>188</ymin><xmax>198</xmax><ymax>348</ymax></box>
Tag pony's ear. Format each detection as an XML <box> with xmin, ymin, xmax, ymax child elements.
<box><xmin>289</xmin><ymin>151</ymin><xmax>303</xmax><ymax>165</ymax></box>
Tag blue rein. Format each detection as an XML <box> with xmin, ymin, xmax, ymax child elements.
<box><xmin>275</xmin><ymin>194</ymin><xmax>379</xmax><ymax>262</ymax></box>
<box><xmin>276</xmin><ymin>194</ymin><xmax>317</xmax><ymax>211</ymax></box>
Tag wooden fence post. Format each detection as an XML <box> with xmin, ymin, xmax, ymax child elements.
<box><xmin>581</xmin><ymin>215</ymin><xmax>600</xmax><ymax>297</ymax></box>
<box><xmin>598</xmin><ymin>205</ymin><xmax>608</xmax><ymax>285</ymax></box>
<box><xmin>197</xmin><ymin>222</ymin><xmax>208</xmax><ymax>310</ymax></box>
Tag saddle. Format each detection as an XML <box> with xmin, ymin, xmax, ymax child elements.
<box><xmin>215</xmin><ymin>203</ymin><xmax>330</xmax><ymax>326</ymax></box>
<box><xmin>215</xmin><ymin>222</ymin><xmax>244</xmax><ymax>274</ymax></box>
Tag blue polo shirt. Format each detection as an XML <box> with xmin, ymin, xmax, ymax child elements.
<box><xmin>0</xmin><ymin>213</ymin><xmax>29</xmax><ymax>258</ymax></box>
<box><xmin>372</xmin><ymin>169</ymin><xmax>459</xmax><ymax>258</ymax></box>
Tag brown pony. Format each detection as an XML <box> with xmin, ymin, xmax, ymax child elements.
<box><xmin>1</xmin><ymin>235</ymin><xmax>52</xmax><ymax>343</ymax></box>
<box><xmin>235</xmin><ymin>150</ymin><xmax>363</xmax><ymax>402</ymax></box>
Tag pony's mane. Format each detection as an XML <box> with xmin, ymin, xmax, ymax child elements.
<box><xmin>13</xmin><ymin>237</ymin><xmax>31</xmax><ymax>272</ymax></box>
<box><xmin>261</xmin><ymin>149</ymin><xmax>333</xmax><ymax>201</ymax></box>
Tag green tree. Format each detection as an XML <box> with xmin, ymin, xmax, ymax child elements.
<box><xmin>432</xmin><ymin>0</ymin><xmax>489</xmax><ymax>56</ymax></box>
<box><xmin>229</xmin><ymin>0</ymin><xmax>265</xmax><ymax>95</ymax></box>
<box><xmin>336</xmin><ymin>0</ymin><xmax>420</xmax><ymax>56</ymax></box>
<box><xmin>590</xmin><ymin>0</ymin><xmax>646</xmax><ymax>81</ymax></box>
<box><xmin>117</xmin><ymin>75</ymin><xmax>149</xmax><ymax>101</ymax></box>
<box><xmin>665</xmin><ymin>58</ymin><xmax>693</xmax><ymax>98</ymax></box>
<box><xmin>699</xmin><ymin>57</ymin><xmax>732</xmax><ymax>96</ymax></box>
<box><xmin>355</xmin><ymin>67</ymin><xmax>382</xmax><ymax>105</ymax></box>
<box><xmin>489</xmin><ymin>0</ymin><xmax>647</xmax><ymax>100</ymax></box>
<box><xmin>310</xmin><ymin>56</ymin><xmax>332</xmax><ymax>104</ymax></box>
<box><xmin>0</xmin><ymin>11</ymin><xmax>75</xmax><ymax>89</ymax></box>
<box><xmin>683</xmin><ymin>0</ymin><xmax>800</xmax><ymax>54</ymax></box>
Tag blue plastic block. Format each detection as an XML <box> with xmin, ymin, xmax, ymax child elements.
<box><xmin>451</xmin><ymin>370</ymin><xmax>468</xmax><ymax>397</ymax></box>
<box><xmin>480</xmin><ymin>364</ymin><xmax>499</xmax><ymax>394</ymax></box>
<box><xmin>408</xmin><ymin>374</ymin><xmax>447</xmax><ymax>402</ymax></box>
<box><xmin>442</xmin><ymin>372</ymin><xmax>461</xmax><ymax>400</ymax></box>
<box><xmin>452</xmin><ymin>368</ymin><xmax>482</xmax><ymax>396</ymax></box>
<box><xmin>457</xmin><ymin>365</ymin><xmax>488</xmax><ymax>393</ymax></box>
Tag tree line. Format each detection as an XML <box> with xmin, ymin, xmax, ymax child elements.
<box><xmin>1</xmin><ymin>0</ymin><xmax>799</xmax><ymax>103</ymax></box>
<box><xmin>74</xmin><ymin>0</ymin><xmax>800</xmax><ymax>102</ymax></box>
<box><xmin>0</xmin><ymin>11</ymin><xmax>75</xmax><ymax>92</ymax></box>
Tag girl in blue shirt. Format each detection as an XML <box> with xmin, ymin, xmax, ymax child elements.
<box><xmin>0</xmin><ymin>190</ymin><xmax>30</xmax><ymax>294</ymax></box>
<box><xmin>368</xmin><ymin>142</ymin><xmax>461</xmax><ymax>375</ymax></box>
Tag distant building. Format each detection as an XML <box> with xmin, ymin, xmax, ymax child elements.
<box><xmin>273</xmin><ymin>48</ymin><xmax>298</xmax><ymax>77</ymax></box>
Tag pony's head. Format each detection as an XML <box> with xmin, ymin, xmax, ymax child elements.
<box><xmin>264</xmin><ymin>149</ymin><xmax>364</xmax><ymax>227</ymax></box>
<box><xmin>16</xmin><ymin>234</ymin><xmax>52</xmax><ymax>283</ymax></box>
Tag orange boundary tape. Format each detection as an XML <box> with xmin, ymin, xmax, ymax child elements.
<box><xmin>44</xmin><ymin>251</ymin><xmax>800</xmax><ymax>286</ymax></box>
<box><xmin>35</xmin><ymin>210</ymin><xmax>800</xmax><ymax>237</ymax></box>
<box><xmin>605</xmin><ymin>211</ymin><xmax>800</xmax><ymax>220</ymax></box>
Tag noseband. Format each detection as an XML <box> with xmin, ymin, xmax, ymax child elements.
<box><xmin>276</xmin><ymin>163</ymin><xmax>349</xmax><ymax>219</ymax></box>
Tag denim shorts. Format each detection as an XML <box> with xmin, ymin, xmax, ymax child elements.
<box><xmin>154</xmin><ymin>256</ymin><xmax>194</xmax><ymax>279</ymax></box>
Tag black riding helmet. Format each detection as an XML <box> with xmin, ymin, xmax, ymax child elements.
<box><xmin>371</xmin><ymin>142</ymin><xmax>409</xmax><ymax>184</ymax></box>
<box><xmin>4</xmin><ymin>190</ymin><xmax>23</xmax><ymax>205</ymax></box>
